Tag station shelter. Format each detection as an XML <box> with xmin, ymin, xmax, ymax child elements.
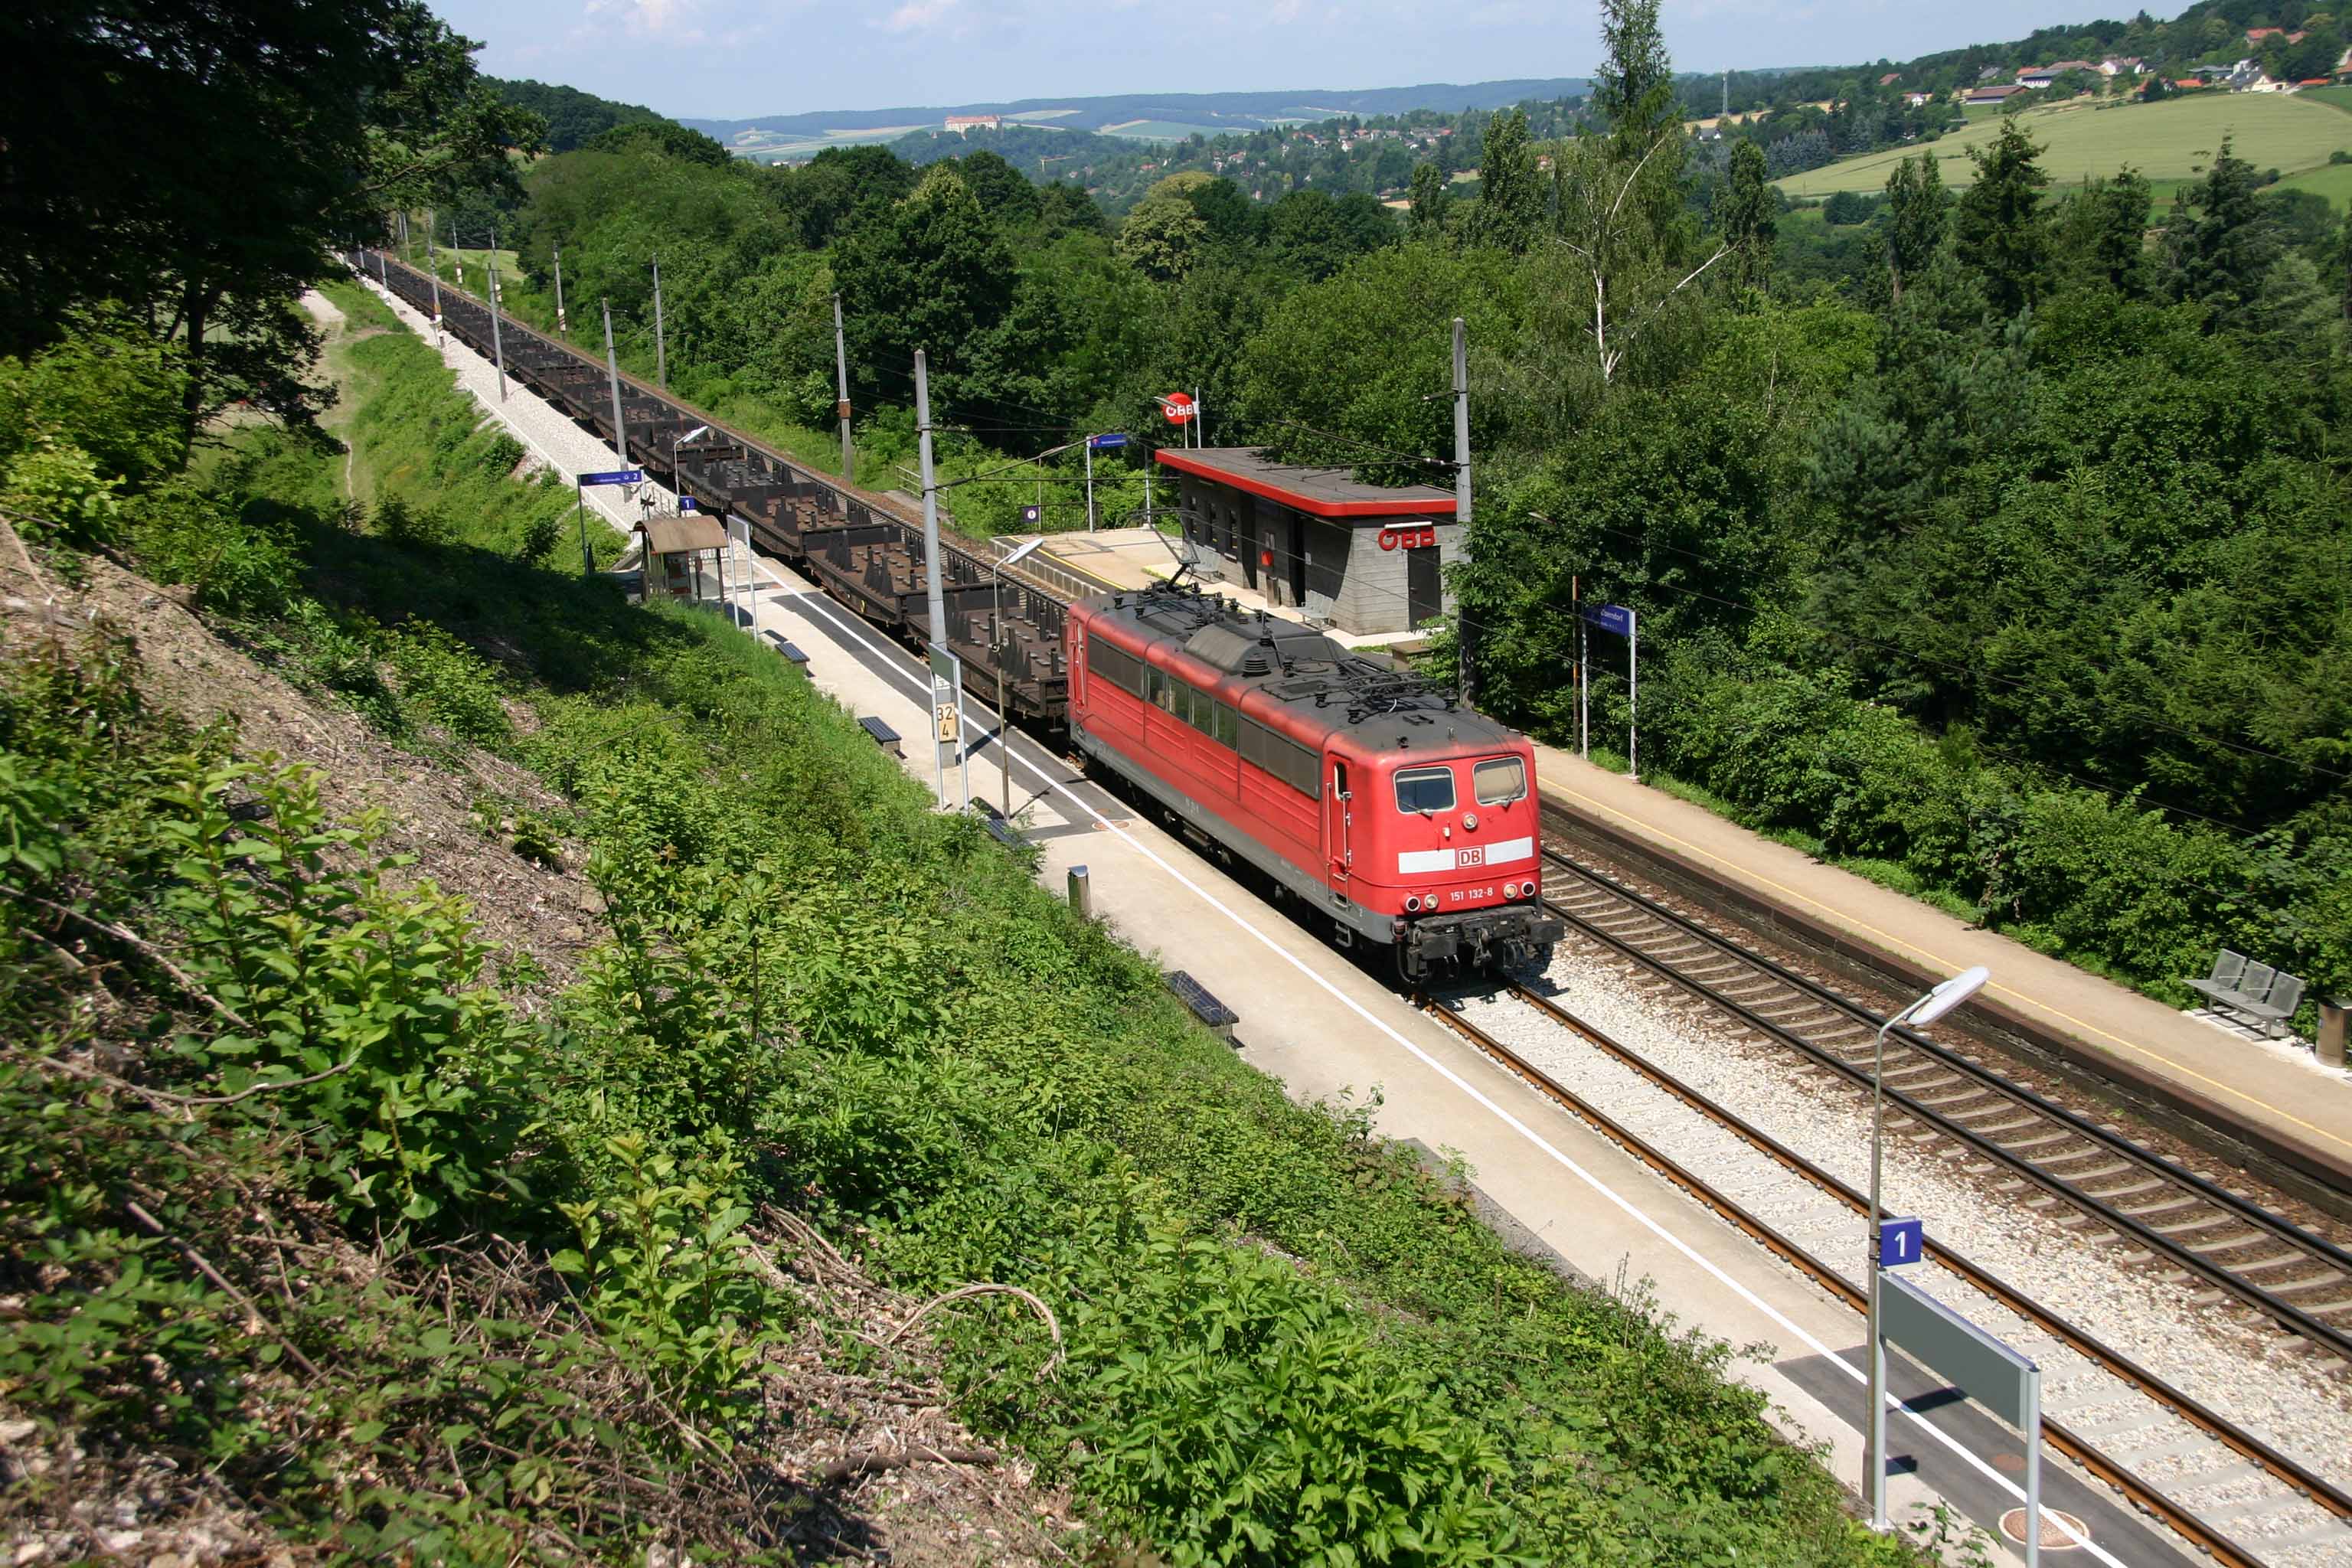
<box><xmin>1152</xmin><ymin>448</ymin><xmax>1459</xmax><ymax>636</ymax></box>
<box><xmin>639</xmin><ymin>511</ymin><xmax>730</xmax><ymax>602</ymax></box>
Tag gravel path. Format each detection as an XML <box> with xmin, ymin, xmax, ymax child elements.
<box><xmin>1457</xmin><ymin>948</ymin><xmax>2352</xmax><ymax>1565</ymax></box>
<box><xmin>350</xmin><ymin>270</ymin><xmax>669</xmax><ymax>539</ymax></box>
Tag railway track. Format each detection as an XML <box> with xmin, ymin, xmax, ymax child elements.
<box><xmin>1534</xmin><ymin>844</ymin><xmax>2352</xmax><ymax>1372</ymax></box>
<box><xmin>1425</xmin><ymin>985</ymin><xmax>2352</xmax><ymax>1568</ymax></box>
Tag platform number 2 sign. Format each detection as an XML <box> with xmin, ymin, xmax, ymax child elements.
<box><xmin>1877</xmin><ymin>1217</ymin><xmax>1924</xmax><ymax>1269</ymax></box>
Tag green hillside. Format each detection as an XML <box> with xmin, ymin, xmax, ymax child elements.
<box><xmin>1777</xmin><ymin>93</ymin><xmax>2352</xmax><ymax>199</ymax></box>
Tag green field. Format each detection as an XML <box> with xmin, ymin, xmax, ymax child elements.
<box><xmin>1778</xmin><ymin>93</ymin><xmax>2352</xmax><ymax>199</ymax></box>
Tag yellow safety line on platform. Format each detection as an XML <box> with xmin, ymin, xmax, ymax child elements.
<box><xmin>1549</xmin><ymin>779</ymin><xmax>2352</xmax><ymax>1164</ymax></box>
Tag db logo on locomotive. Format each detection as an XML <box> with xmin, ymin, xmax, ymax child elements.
<box><xmin>1377</xmin><ymin>524</ymin><xmax>1438</xmax><ymax>552</ymax></box>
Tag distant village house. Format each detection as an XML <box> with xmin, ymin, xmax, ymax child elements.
<box><xmin>943</xmin><ymin>114</ymin><xmax>1001</xmax><ymax>135</ymax></box>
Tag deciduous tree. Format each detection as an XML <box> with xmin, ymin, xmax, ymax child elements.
<box><xmin>1884</xmin><ymin>152</ymin><xmax>1951</xmax><ymax>303</ymax></box>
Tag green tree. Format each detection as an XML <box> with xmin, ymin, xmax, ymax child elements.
<box><xmin>957</xmin><ymin>149</ymin><xmax>1044</xmax><ymax>225</ymax></box>
<box><xmin>1596</xmin><ymin>0</ymin><xmax>1677</xmax><ymax>155</ymax></box>
<box><xmin>832</xmin><ymin>168</ymin><xmax>1018</xmax><ymax>412</ymax></box>
<box><xmin>1</xmin><ymin>0</ymin><xmax>537</xmax><ymax>437</ymax></box>
<box><xmin>1883</xmin><ymin>152</ymin><xmax>1951</xmax><ymax>304</ymax></box>
<box><xmin>2167</xmin><ymin>138</ymin><xmax>2280</xmax><ymax>334</ymax></box>
<box><xmin>1183</xmin><ymin>178</ymin><xmax>1265</xmax><ymax>250</ymax></box>
<box><xmin>1407</xmin><ymin>163</ymin><xmax>1453</xmax><ymax>239</ymax></box>
<box><xmin>1953</xmin><ymin>118</ymin><xmax>2050</xmax><ymax>315</ymax></box>
<box><xmin>1463</xmin><ymin>109</ymin><xmax>1544</xmax><ymax>255</ymax></box>
<box><xmin>2053</xmin><ymin>168</ymin><xmax>2153</xmax><ymax>297</ymax></box>
<box><xmin>1720</xmin><ymin>139</ymin><xmax>1776</xmax><ymax>293</ymax></box>
<box><xmin>1115</xmin><ymin>194</ymin><xmax>1210</xmax><ymax>282</ymax></box>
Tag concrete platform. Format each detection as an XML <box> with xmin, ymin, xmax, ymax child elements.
<box><xmin>1532</xmin><ymin>743</ymin><xmax>2352</xmax><ymax>1190</ymax></box>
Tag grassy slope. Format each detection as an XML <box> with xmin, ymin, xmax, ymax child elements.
<box><xmin>1778</xmin><ymin>92</ymin><xmax>2352</xmax><ymax>198</ymax></box>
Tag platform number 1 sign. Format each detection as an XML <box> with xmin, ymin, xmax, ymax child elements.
<box><xmin>1877</xmin><ymin>1217</ymin><xmax>1924</xmax><ymax>1269</ymax></box>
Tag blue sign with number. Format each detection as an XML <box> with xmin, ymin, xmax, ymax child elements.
<box><xmin>1021</xmin><ymin>505</ymin><xmax>1042</xmax><ymax>524</ymax></box>
<box><xmin>1877</xmin><ymin>1216</ymin><xmax>1924</xmax><ymax>1269</ymax></box>
<box><xmin>577</xmin><ymin>468</ymin><xmax>644</xmax><ymax>487</ymax></box>
<box><xmin>1583</xmin><ymin>603</ymin><xmax>1636</xmax><ymax>639</ymax></box>
<box><xmin>1087</xmin><ymin>433</ymin><xmax>1129</xmax><ymax>450</ymax></box>
<box><xmin>678</xmin><ymin>495</ymin><xmax>697</xmax><ymax>512</ymax></box>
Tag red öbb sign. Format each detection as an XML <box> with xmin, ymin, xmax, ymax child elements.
<box><xmin>1378</xmin><ymin>524</ymin><xmax>1438</xmax><ymax>552</ymax></box>
<box><xmin>1158</xmin><ymin>392</ymin><xmax>1196</xmax><ymax>424</ymax></box>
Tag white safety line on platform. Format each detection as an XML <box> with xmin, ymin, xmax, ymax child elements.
<box><xmin>747</xmin><ymin>552</ymin><xmax>2118</xmax><ymax>1567</ymax></box>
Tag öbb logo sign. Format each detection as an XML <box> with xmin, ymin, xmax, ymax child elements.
<box><xmin>1378</xmin><ymin>524</ymin><xmax>1438</xmax><ymax>552</ymax></box>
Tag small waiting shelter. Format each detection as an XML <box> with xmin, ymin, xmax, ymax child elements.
<box><xmin>1153</xmin><ymin>447</ymin><xmax>1460</xmax><ymax>635</ymax></box>
<box><xmin>640</xmin><ymin>511</ymin><xmax>730</xmax><ymax>603</ymax></box>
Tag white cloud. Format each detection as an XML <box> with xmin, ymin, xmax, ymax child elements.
<box><xmin>880</xmin><ymin>0</ymin><xmax>962</xmax><ymax>32</ymax></box>
<box><xmin>583</xmin><ymin>0</ymin><xmax>707</xmax><ymax>42</ymax></box>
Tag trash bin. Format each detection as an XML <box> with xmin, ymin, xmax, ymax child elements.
<box><xmin>2321</xmin><ymin>999</ymin><xmax>2348</xmax><ymax>1070</ymax></box>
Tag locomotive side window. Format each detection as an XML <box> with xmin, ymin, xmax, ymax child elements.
<box><xmin>1148</xmin><ymin>667</ymin><xmax>1178</xmax><ymax>714</ymax></box>
<box><xmin>1394</xmin><ymin>766</ymin><xmax>1455</xmax><ymax>814</ymax></box>
<box><xmin>1087</xmin><ymin>637</ymin><xmax>1145</xmax><ymax>697</ymax></box>
<box><xmin>1238</xmin><ymin>717</ymin><xmax>1321</xmax><ymax>799</ymax></box>
<box><xmin>1214</xmin><ymin>702</ymin><xmax>1238</xmax><ymax>748</ymax></box>
<box><xmin>1473</xmin><ymin>756</ymin><xmax>1527</xmax><ymax>805</ymax></box>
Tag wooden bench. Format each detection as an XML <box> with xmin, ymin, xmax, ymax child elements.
<box><xmin>858</xmin><ymin>715</ymin><xmax>902</xmax><ymax>758</ymax></box>
<box><xmin>2187</xmin><ymin>949</ymin><xmax>2306</xmax><ymax>1037</ymax></box>
<box><xmin>1165</xmin><ymin>970</ymin><xmax>1238</xmax><ymax>1042</ymax></box>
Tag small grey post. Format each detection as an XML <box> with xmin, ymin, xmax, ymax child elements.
<box><xmin>1192</xmin><ymin>387</ymin><xmax>1204</xmax><ymax>449</ymax></box>
<box><xmin>601</xmin><ymin>300</ymin><xmax>629</xmax><ymax>484</ymax></box>
<box><xmin>1626</xmin><ymin>610</ymin><xmax>1638</xmax><ymax>782</ymax></box>
<box><xmin>914</xmin><ymin>350</ymin><xmax>949</xmax><ymax>805</ymax></box>
<box><xmin>425</xmin><ymin>211</ymin><xmax>442</xmax><ymax>334</ymax></box>
<box><xmin>1083</xmin><ymin>437</ymin><xmax>1096</xmax><ymax>531</ymax></box>
<box><xmin>1067</xmin><ymin>865</ymin><xmax>1090</xmax><ymax>919</ymax></box>
<box><xmin>1452</xmin><ymin>315</ymin><xmax>1474</xmax><ymax>707</ymax></box>
<box><xmin>576</xmin><ymin>479</ymin><xmax>592</xmax><ymax>574</ymax></box>
<box><xmin>554</xmin><ymin>243</ymin><xmax>568</xmax><ymax>336</ymax></box>
<box><xmin>2321</xmin><ymin>999</ymin><xmax>2348</xmax><ymax>1070</ymax></box>
<box><xmin>486</xmin><ymin>229</ymin><xmax>508</xmax><ymax>402</ymax></box>
<box><xmin>651</xmin><ymin>253</ymin><xmax>666</xmax><ymax>390</ymax></box>
<box><xmin>832</xmin><ymin>292</ymin><xmax>854</xmax><ymax>482</ymax></box>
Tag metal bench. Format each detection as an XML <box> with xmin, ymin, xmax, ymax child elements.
<box><xmin>858</xmin><ymin>715</ymin><xmax>903</xmax><ymax>759</ymax></box>
<box><xmin>1165</xmin><ymin>970</ymin><xmax>1239</xmax><ymax>1042</ymax></box>
<box><xmin>2187</xmin><ymin>949</ymin><xmax>2307</xmax><ymax>1037</ymax></box>
<box><xmin>767</xmin><ymin>635</ymin><xmax>810</xmax><ymax>669</ymax></box>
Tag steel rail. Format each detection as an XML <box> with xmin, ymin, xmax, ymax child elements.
<box><xmin>1538</xmin><ymin>846</ymin><xmax>2352</xmax><ymax>1365</ymax></box>
<box><xmin>1501</xmin><ymin>978</ymin><xmax>2352</xmax><ymax>1525</ymax></box>
<box><xmin>1420</xmin><ymin>992</ymin><xmax>2278</xmax><ymax>1568</ymax></box>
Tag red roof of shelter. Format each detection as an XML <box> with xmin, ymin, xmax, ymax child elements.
<box><xmin>1153</xmin><ymin>447</ymin><xmax>1457</xmax><ymax>519</ymax></box>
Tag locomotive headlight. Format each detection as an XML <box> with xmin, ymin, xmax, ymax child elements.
<box><xmin>1403</xmin><ymin>894</ymin><xmax>1419</xmax><ymax>913</ymax></box>
<box><xmin>1462</xmin><ymin>812</ymin><xmax>1478</xmax><ymax>830</ymax></box>
<box><xmin>1503</xmin><ymin>882</ymin><xmax>1518</xmax><ymax>899</ymax></box>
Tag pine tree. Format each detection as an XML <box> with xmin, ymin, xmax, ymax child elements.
<box><xmin>1883</xmin><ymin>152</ymin><xmax>1950</xmax><ymax>304</ymax></box>
<box><xmin>1953</xmin><ymin>119</ymin><xmax>2049</xmax><ymax>316</ymax></box>
<box><xmin>2167</xmin><ymin>139</ymin><xmax>2280</xmax><ymax>334</ymax></box>
<box><xmin>1720</xmin><ymin>139</ymin><xmax>1775</xmax><ymax>293</ymax></box>
<box><xmin>1465</xmin><ymin>109</ymin><xmax>1543</xmax><ymax>255</ymax></box>
<box><xmin>1407</xmin><ymin>162</ymin><xmax>1452</xmax><ymax>240</ymax></box>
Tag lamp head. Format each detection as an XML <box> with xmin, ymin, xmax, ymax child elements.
<box><xmin>1003</xmin><ymin>537</ymin><xmax>1047</xmax><ymax>567</ymax></box>
<box><xmin>1911</xmin><ymin>965</ymin><xmax>1990</xmax><ymax>1027</ymax></box>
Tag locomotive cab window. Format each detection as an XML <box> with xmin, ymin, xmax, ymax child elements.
<box><xmin>1394</xmin><ymin>766</ymin><xmax>1455</xmax><ymax>814</ymax></box>
<box><xmin>1473</xmin><ymin>756</ymin><xmax>1527</xmax><ymax>806</ymax></box>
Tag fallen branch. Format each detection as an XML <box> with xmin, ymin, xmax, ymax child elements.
<box><xmin>6</xmin><ymin>889</ymin><xmax>255</xmax><ymax>1033</ymax></box>
<box><xmin>886</xmin><ymin>1283</ymin><xmax>1063</xmax><ymax>1376</ymax></box>
<box><xmin>124</xmin><ymin>1200</ymin><xmax>322</xmax><ymax>1378</ymax></box>
<box><xmin>816</xmin><ymin>1445</ymin><xmax>998</xmax><ymax>1485</ymax></box>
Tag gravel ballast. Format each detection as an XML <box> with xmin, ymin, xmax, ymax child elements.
<box><xmin>1458</xmin><ymin>945</ymin><xmax>2352</xmax><ymax>1566</ymax></box>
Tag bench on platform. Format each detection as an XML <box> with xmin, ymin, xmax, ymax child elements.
<box><xmin>2187</xmin><ymin>949</ymin><xmax>2306</xmax><ymax>1037</ymax></box>
<box><xmin>858</xmin><ymin>715</ymin><xmax>903</xmax><ymax>758</ymax></box>
<box><xmin>1165</xmin><ymin>970</ymin><xmax>1238</xmax><ymax>1042</ymax></box>
<box><xmin>769</xmin><ymin>636</ymin><xmax>810</xmax><ymax>669</ymax></box>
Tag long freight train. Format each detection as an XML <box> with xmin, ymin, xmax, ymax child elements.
<box><xmin>351</xmin><ymin>250</ymin><xmax>1560</xmax><ymax>979</ymax></box>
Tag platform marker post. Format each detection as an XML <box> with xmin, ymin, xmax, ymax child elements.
<box><xmin>1452</xmin><ymin>316</ymin><xmax>1474</xmax><ymax>708</ymax></box>
<box><xmin>1865</xmin><ymin>965</ymin><xmax>1991</xmax><ymax>1533</ymax></box>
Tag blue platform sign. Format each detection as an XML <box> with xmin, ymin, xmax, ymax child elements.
<box><xmin>1087</xmin><ymin>433</ymin><xmax>1129</xmax><ymax>450</ymax></box>
<box><xmin>577</xmin><ymin>468</ymin><xmax>643</xmax><ymax>487</ymax></box>
<box><xmin>678</xmin><ymin>495</ymin><xmax>697</xmax><ymax>512</ymax></box>
<box><xmin>1583</xmin><ymin>603</ymin><xmax>1636</xmax><ymax>639</ymax></box>
<box><xmin>1877</xmin><ymin>1216</ymin><xmax>1925</xmax><ymax>1269</ymax></box>
<box><xmin>1021</xmin><ymin>504</ymin><xmax>1042</xmax><ymax>524</ymax></box>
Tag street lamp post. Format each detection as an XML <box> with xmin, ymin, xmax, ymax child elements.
<box><xmin>1865</xmin><ymin>963</ymin><xmax>1992</xmax><ymax>1530</ymax></box>
<box><xmin>991</xmin><ymin>537</ymin><xmax>1047</xmax><ymax>819</ymax></box>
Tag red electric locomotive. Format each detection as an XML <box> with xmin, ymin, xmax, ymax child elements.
<box><xmin>1067</xmin><ymin>581</ymin><xmax>1563</xmax><ymax>981</ymax></box>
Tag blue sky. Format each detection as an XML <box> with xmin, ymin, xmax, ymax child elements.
<box><xmin>434</xmin><ymin>0</ymin><xmax>2112</xmax><ymax>122</ymax></box>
